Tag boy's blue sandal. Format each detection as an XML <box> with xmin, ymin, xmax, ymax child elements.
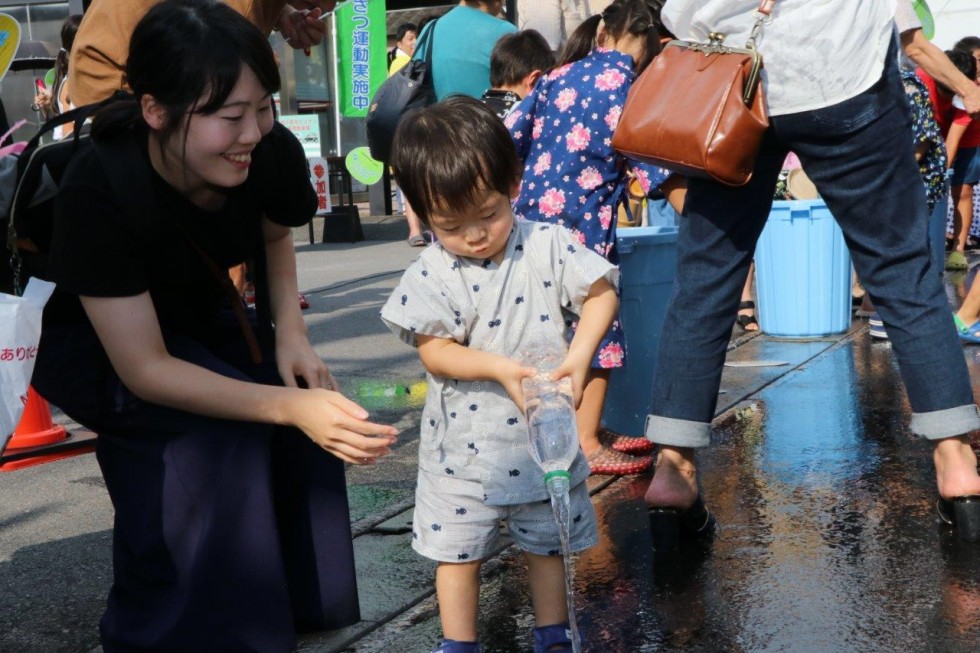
<box><xmin>937</xmin><ymin>496</ymin><xmax>980</xmax><ymax>542</ymax></box>
<box><xmin>953</xmin><ymin>314</ymin><xmax>980</xmax><ymax>344</ymax></box>
<box><xmin>533</xmin><ymin>624</ymin><xmax>575</xmax><ymax>653</ymax></box>
<box><xmin>431</xmin><ymin>640</ymin><xmax>480</xmax><ymax>653</ymax></box>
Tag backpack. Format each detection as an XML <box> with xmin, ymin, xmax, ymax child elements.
<box><xmin>0</xmin><ymin>100</ymin><xmax>110</xmax><ymax>295</ymax></box>
<box><xmin>365</xmin><ymin>19</ymin><xmax>437</xmax><ymax>164</ymax></box>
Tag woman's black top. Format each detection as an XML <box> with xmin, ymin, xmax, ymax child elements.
<box><xmin>44</xmin><ymin>121</ymin><xmax>316</xmax><ymax>341</ymax></box>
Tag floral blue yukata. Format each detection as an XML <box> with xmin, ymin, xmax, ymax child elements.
<box><xmin>505</xmin><ymin>48</ymin><xmax>671</xmax><ymax>370</ymax></box>
<box><xmin>380</xmin><ymin>221</ymin><xmax>615</xmax><ymax>561</ymax></box>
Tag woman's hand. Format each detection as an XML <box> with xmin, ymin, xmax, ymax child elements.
<box><xmin>276</xmin><ymin>329</ymin><xmax>339</xmax><ymax>390</ymax></box>
<box><xmin>290</xmin><ymin>388</ymin><xmax>399</xmax><ymax>464</ymax></box>
<box><xmin>494</xmin><ymin>358</ymin><xmax>538</xmax><ymax>413</ymax></box>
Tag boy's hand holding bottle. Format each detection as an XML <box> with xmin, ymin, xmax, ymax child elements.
<box><xmin>548</xmin><ymin>347</ymin><xmax>594</xmax><ymax>408</ymax></box>
<box><xmin>494</xmin><ymin>356</ymin><xmax>537</xmax><ymax>412</ymax></box>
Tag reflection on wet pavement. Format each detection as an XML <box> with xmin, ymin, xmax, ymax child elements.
<box><xmin>459</xmin><ymin>333</ymin><xmax>980</xmax><ymax>652</ymax></box>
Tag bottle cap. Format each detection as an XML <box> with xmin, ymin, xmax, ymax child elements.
<box><xmin>543</xmin><ymin>470</ymin><xmax>571</xmax><ymax>484</ymax></box>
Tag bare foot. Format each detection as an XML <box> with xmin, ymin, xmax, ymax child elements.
<box><xmin>934</xmin><ymin>436</ymin><xmax>980</xmax><ymax>499</ymax></box>
<box><xmin>644</xmin><ymin>446</ymin><xmax>699</xmax><ymax>509</ymax></box>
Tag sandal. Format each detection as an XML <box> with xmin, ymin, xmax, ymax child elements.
<box><xmin>431</xmin><ymin>640</ymin><xmax>480</xmax><ymax>653</ymax></box>
<box><xmin>599</xmin><ymin>427</ymin><xmax>655</xmax><ymax>455</ymax></box>
<box><xmin>953</xmin><ymin>313</ymin><xmax>980</xmax><ymax>344</ymax></box>
<box><xmin>648</xmin><ymin>493</ymin><xmax>716</xmax><ymax>552</ymax></box>
<box><xmin>936</xmin><ymin>496</ymin><xmax>980</xmax><ymax>542</ymax></box>
<box><xmin>586</xmin><ymin>445</ymin><xmax>652</xmax><ymax>476</ymax></box>
<box><xmin>533</xmin><ymin>624</ymin><xmax>575</xmax><ymax>653</ymax></box>
<box><xmin>736</xmin><ymin>300</ymin><xmax>759</xmax><ymax>332</ymax></box>
<box><xmin>407</xmin><ymin>234</ymin><xmax>427</xmax><ymax>247</ymax></box>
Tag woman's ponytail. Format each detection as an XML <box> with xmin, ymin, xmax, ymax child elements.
<box><xmin>90</xmin><ymin>93</ymin><xmax>142</xmax><ymax>140</ymax></box>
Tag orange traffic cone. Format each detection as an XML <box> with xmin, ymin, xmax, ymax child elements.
<box><xmin>7</xmin><ymin>386</ymin><xmax>67</xmax><ymax>450</ymax></box>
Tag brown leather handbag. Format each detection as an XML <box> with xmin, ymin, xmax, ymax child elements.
<box><xmin>612</xmin><ymin>0</ymin><xmax>775</xmax><ymax>187</ymax></box>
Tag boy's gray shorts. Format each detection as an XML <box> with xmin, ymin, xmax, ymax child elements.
<box><xmin>412</xmin><ymin>468</ymin><xmax>598</xmax><ymax>563</ymax></box>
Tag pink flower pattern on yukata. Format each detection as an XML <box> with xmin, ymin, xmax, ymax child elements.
<box><xmin>604</xmin><ymin>105</ymin><xmax>622</xmax><ymax>131</ymax></box>
<box><xmin>595</xmin><ymin>68</ymin><xmax>627</xmax><ymax>91</ymax></box>
<box><xmin>509</xmin><ymin>49</ymin><xmax>672</xmax><ymax>369</ymax></box>
<box><xmin>577</xmin><ymin>167</ymin><xmax>603</xmax><ymax>190</ymax></box>
<box><xmin>539</xmin><ymin>188</ymin><xmax>566</xmax><ymax>217</ymax></box>
<box><xmin>534</xmin><ymin>152</ymin><xmax>552</xmax><ymax>176</ymax></box>
<box><xmin>598</xmin><ymin>205</ymin><xmax>612</xmax><ymax>230</ymax></box>
<box><xmin>633</xmin><ymin>168</ymin><xmax>652</xmax><ymax>194</ymax></box>
<box><xmin>598</xmin><ymin>342</ymin><xmax>625</xmax><ymax>368</ymax></box>
<box><xmin>566</xmin><ymin>124</ymin><xmax>591</xmax><ymax>152</ymax></box>
<box><xmin>555</xmin><ymin>88</ymin><xmax>578</xmax><ymax>112</ymax></box>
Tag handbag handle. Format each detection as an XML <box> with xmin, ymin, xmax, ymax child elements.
<box><xmin>747</xmin><ymin>0</ymin><xmax>776</xmax><ymax>50</ymax></box>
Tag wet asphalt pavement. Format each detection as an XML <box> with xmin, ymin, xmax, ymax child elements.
<box><xmin>2</xmin><ymin>218</ymin><xmax>980</xmax><ymax>652</ymax></box>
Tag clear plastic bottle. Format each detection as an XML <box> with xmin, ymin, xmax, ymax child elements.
<box><xmin>522</xmin><ymin>343</ymin><xmax>579</xmax><ymax>494</ymax></box>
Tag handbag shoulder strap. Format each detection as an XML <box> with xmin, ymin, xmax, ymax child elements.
<box><xmin>747</xmin><ymin>0</ymin><xmax>776</xmax><ymax>49</ymax></box>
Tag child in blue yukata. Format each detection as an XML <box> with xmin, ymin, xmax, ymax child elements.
<box><xmin>506</xmin><ymin>0</ymin><xmax>679</xmax><ymax>475</ymax></box>
<box><xmin>380</xmin><ymin>96</ymin><xmax>620</xmax><ymax>653</ymax></box>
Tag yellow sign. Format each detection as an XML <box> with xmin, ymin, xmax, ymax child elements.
<box><xmin>0</xmin><ymin>14</ymin><xmax>21</xmax><ymax>83</ymax></box>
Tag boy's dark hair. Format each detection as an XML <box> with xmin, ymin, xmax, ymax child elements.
<box><xmin>560</xmin><ymin>0</ymin><xmax>662</xmax><ymax>75</ymax></box>
<box><xmin>953</xmin><ymin>36</ymin><xmax>980</xmax><ymax>55</ymax></box>
<box><xmin>92</xmin><ymin>0</ymin><xmax>280</xmax><ymax>146</ymax></box>
<box><xmin>490</xmin><ymin>30</ymin><xmax>556</xmax><ymax>88</ymax></box>
<box><xmin>390</xmin><ymin>96</ymin><xmax>521</xmax><ymax>226</ymax></box>
<box><xmin>937</xmin><ymin>49</ymin><xmax>977</xmax><ymax>96</ymax></box>
<box><xmin>395</xmin><ymin>22</ymin><xmax>417</xmax><ymax>42</ymax></box>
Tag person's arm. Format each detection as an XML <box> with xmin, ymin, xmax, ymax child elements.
<box><xmin>416</xmin><ymin>335</ymin><xmax>537</xmax><ymax>410</ymax></box>
<box><xmin>550</xmin><ymin>277</ymin><xmax>618</xmax><ymax>406</ymax></box>
<box><xmin>262</xmin><ymin>217</ymin><xmax>338</xmax><ymax>391</ymax></box>
<box><xmin>80</xmin><ymin>292</ymin><xmax>397</xmax><ymax>464</ymax></box>
<box><xmin>946</xmin><ymin>120</ymin><xmax>968</xmax><ymax>170</ymax></box>
<box><xmin>902</xmin><ymin>28</ymin><xmax>980</xmax><ymax>117</ymax></box>
<box><xmin>660</xmin><ymin>174</ymin><xmax>688</xmax><ymax>214</ymax></box>
<box><xmin>274</xmin><ymin>3</ymin><xmax>331</xmax><ymax>49</ymax></box>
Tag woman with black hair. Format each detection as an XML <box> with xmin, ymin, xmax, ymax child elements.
<box><xmin>32</xmin><ymin>1</ymin><xmax>397</xmax><ymax>650</ymax></box>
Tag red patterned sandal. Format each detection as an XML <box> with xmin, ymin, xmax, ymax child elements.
<box><xmin>599</xmin><ymin>427</ymin><xmax>655</xmax><ymax>455</ymax></box>
<box><xmin>586</xmin><ymin>446</ymin><xmax>652</xmax><ymax>476</ymax></box>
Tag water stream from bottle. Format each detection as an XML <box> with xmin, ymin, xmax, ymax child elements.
<box><xmin>522</xmin><ymin>341</ymin><xmax>584</xmax><ymax>653</ymax></box>
<box><xmin>547</xmin><ymin>477</ymin><xmax>582</xmax><ymax>653</ymax></box>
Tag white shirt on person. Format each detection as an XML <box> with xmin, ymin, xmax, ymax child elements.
<box><xmin>662</xmin><ymin>0</ymin><xmax>898</xmax><ymax>116</ymax></box>
<box><xmin>893</xmin><ymin>0</ymin><xmax>920</xmax><ymax>34</ymax></box>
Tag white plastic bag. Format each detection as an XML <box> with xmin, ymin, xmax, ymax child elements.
<box><xmin>0</xmin><ymin>278</ymin><xmax>55</xmax><ymax>451</ymax></box>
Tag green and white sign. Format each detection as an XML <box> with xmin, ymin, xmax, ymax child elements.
<box><xmin>345</xmin><ymin>147</ymin><xmax>383</xmax><ymax>185</ymax></box>
<box><xmin>335</xmin><ymin>0</ymin><xmax>387</xmax><ymax>118</ymax></box>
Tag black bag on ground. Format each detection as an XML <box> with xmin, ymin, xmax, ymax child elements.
<box><xmin>365</xmin><ymin>20</ymin><xmax>437</xmax><ymax>163</ymax></box>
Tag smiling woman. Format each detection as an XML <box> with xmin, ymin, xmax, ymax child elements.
<box><xmin>29</xmin><ymin>1</ymin><xmax>398</xmax><ymax>652</ymax></box>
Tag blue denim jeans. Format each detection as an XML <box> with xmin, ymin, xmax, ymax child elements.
<box><xmin>646</xmin><ymin>44</ymin><xmax>980</xmax><ymax>447</ymax></box>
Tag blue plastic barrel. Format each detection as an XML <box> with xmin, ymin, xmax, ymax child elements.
<box><xmin>602</xmin><ymin>226</ymin><xmax>678</xmax><ymax>435</ymax></box>
<box><xmin>754</xmin><ymin>200</ymin><xmax>851</xmax><ymax>338</ymax></box>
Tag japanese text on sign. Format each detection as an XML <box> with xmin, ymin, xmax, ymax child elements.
<box><xmin>350</xmin><ymin>0</ymin><xmax>370</xmax><ymax>111</ymax></box>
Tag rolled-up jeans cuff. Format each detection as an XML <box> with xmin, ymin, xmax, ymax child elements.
<box><xmin>644</xmin><ymin>415</ymin><xmax>711</xmax><ymax>448</ymax></box>
<box><xmin>910</xmin><ymin>404</ymin><xmax>980</xmax><ymax>440</ymax></box>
